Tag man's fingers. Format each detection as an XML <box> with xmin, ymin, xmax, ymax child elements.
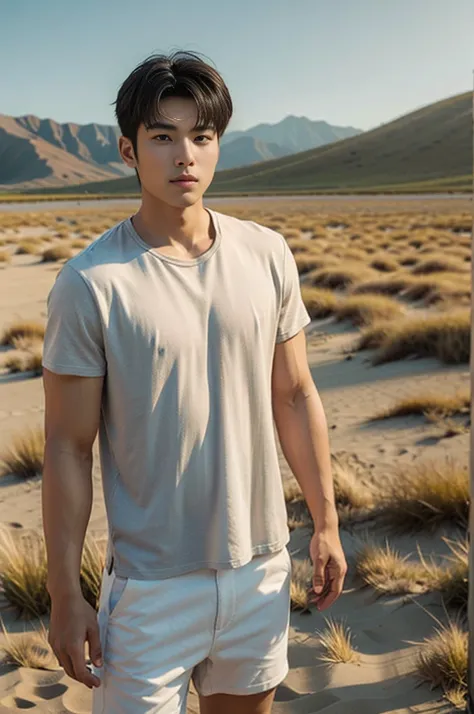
<box><xmin>87</xmin><ymin>624</ymin><xmax>103</xmax><ymax>668</ymax></box>
<box><xmin>69</xmin><ymin>646</ymin><xmax>101</xmax><ymax>689</ymax></box>
<box><xmin>310</xmin><ymin>576</ymin><xmax>345</xmax><ymax>610</ymax></box>
<box><xmin>319</xmin><ymin>582</ymin><xmax>341</xmax><ymax>607</ymax></box>
<box><xmin>312</xmin><ymin>557</ymin><xmax>327</xmax><ymax>594</ymax></box>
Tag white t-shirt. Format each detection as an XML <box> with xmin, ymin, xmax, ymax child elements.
<box><xmin>42</xmin><ymin>208</ymin><xmax>311</xmax><ymax>579</ymax></box>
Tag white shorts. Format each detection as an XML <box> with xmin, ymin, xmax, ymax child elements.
<box><xmin>91</xmin><ymin>547</ymin><xmax>291</xmax><ymax>713</ymax></box>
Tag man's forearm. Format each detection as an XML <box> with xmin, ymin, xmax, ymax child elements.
<box><xmin>273</xmin><ymin>380</ymin><xmax>338</xmax><ymax>529</ymax></box>
<box><xmin>42</xmin><ymin>442</ymin><xmax>93</xmax><ymax>601</ymax></box>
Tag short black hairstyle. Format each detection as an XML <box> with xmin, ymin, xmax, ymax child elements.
<box><xmin>113</xmin><ymin>50</ymin><xmax>233</xmax><ymax>185</ymax></box>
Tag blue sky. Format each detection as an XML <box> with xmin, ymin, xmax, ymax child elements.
<box><xmin>2</xmin><ymin>0</ymin><xmax>473</xmax><ymax>133</ymax></box>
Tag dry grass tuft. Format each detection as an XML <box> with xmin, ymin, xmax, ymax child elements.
<box><xmin>15</xmin><ymin>239</ymin><xmax>41</xmax><ymax>255</ymax></box>
<box><xmin>4</xmin><ymin>341</ymin><xmax>43</xmax><ymax>375</ymax></box>
<box><xmin>0</xmin><ymin>426</ymin><xmax>44</xmax><ymax>479</ymax></box>
<box><xmin>411</xmin><ymin>617</ymin><xmax>467</xmax><ymax>702</ymax></box>
<box><xmin>290</xmin><ymin>557</ymin><xmax>313</xmax><ymax>611</ymax></box>
<box><xmin>402</xmin><ymin>275</ymin><xmax>471</xmax><ymax>305</ymax></box>
<box><xmin>355</xmin><ymin>535</ymin><xmax>468</xmax><ymax>613</ymax></box>
<box><xmin>331</xmin><ymin>455</ymin><xmax>375</xmax><ymax>524</ymax></box>
<box><xmin>283</xmin><ymin>479</ymin><xmax>304</xmax><ymax>504</ymax></box>
<box><xmin>301</xmin><ymin>286</ymin><xmax>339</xmax><ymax>318</ymax></box>
<box><xmin>377</xmin><ymin>459</ymin><xmax>468</xmax><ymax>533</ymax></box>
<box><xmin>1</xmin><ymin>320</ymin><xmax>45</xmax><ymax>347</ymax></box>
<box><xmin>397</xmin><ymin>253</ymin><xmax>420</xmax><ymax>267</ymax></box>
<box><xmin>0</xmin><ymin>527</ymin><xmax>106</xmax><ymax>618</ymax></box>
<box><xmin>0</xmin><ymin>250</ymin><xmax>12</xmax><ymax>264</ymax></box>
<box><xmin>357</xmin><ymin>310</ymin><xmax>470</xmax><ymax>365</ymax></box>
<box><xmin>370</xmin><ymin>255</ymin><xmax>399</xmax><ymax>272</ymax></box>
<box><xmin>370</xmin><ymin>390</ymin><xmax>470</xmax><ymax>421</ymax></box>
<box><xmin>0</xmin><ymin>529</ymin><xmax>50</xmax><ymax>618</ymax></box>
<box><xmin>306</xmin><ymin>263</ymin><xmax>375</xmax><ymax>290</ymax></box>
<box><xmin>335</xmin><ymin>294</ymin><xmax>404</xmax><ymax>327</ymax></box>
<box><xmin>70</xmin><ymin>238</ymin><xmax>90</xmax><ymax>250</ymax></box>
<box><xmin>316</xmin><ymin>617</ymin><xmax>359</xmax><ymax>664</ymax></box>
<box><xmin>419</xmin><ymin>536</ymin><xmax>468</xmax><ymax>614</ymax></box>
<box><xmin>411</xmin><ymin>257</ymin><xmax>467</xmax><ymax>275</ymax></box>
<box><xmin>353</xmin><ymin>321</ymin><xmax>395</xmax><ymax>352</ymax></box>
<box><xmin>354</xmin><ymin>540</ymin><xmax>428</xmax><ymax>595</ymax></box>
<box><xmin>294</xmin><ymin>253</ymin><xmax>332</xmax><ymax>275</ymax></box>
<box><xmin>351</xmin><ymin>276</ymin><xmax>414</xmax><ymax>297</ymax></box>
<box><xmin>0</xmin><ymin>619</ymin><xmax>56</xmax><ymax>669</ymax></box>
<box><xmin>42</xmin><ymin>245</ymin><xmax>73</xmax><ymax>262</ymax></box>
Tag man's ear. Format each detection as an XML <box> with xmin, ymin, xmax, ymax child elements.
<box><xmin>118</xmin><ymin>136</ymin><xmax>137</xmax><ymax>168</ymax></box>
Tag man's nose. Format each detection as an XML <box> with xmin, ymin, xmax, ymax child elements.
<box><xmin>175</xmin><ymin>140</ymin><xmax>195</xmax><ymax>165</ymax></box>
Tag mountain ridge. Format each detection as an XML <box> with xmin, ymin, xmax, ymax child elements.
<box><xmin>0</xmin><ymin>113</ymin><xmax>362</xmax><ymax>190</ymax></box>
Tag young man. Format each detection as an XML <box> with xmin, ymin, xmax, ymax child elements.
<box><xmin>41</xmin><ymin>50</ymin><xmax>347</xmax><ymax>714</ymax></box>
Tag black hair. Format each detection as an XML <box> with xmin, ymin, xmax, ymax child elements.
<box><xmin>113</xmin><ymin>50</ymin><xmax>233</xmax><ymax>186</ymax></box>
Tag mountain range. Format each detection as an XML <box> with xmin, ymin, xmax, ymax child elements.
<box><xmin>0</xmin><ymin>114</ymin><xmax>361</xmax><ymax>190</ymax></box>
<box><xmin>33</xmin><ymin>91</ymin><xmax>471</xmax><ymax>196</ymax></box>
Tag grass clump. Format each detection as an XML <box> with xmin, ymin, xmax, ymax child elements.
<box><xmin>331</xmin><ymin>455</ymin><xmax>375</xmax><ymax>525</ymax></box>
<box><xmin>357</xmin><ymin>310</ymin><xmax>470</xmax><ymax>365</ymax></box>
<box><xmin>355</xmin><ymin>535</ymin><xmax>468</xmax><ymax>614</ymax></box>
<box><xmin>0</xmin><ymin>250</ymin><xmax>11</xmax><ymax>264</ymax></box>
<box><xmin>301</xmin><ymin>286</ymin><xmax>339</xmax><ymax>319</ymax></box>
<box><xmin>283</xmin><ymin>479</ymin><xmax>304</xmax><ymax>504</ymax></box>
<box><xmin>70</xmin><ymin>238</ymin><xmax>90</xmax><ymax>250</ymax></box>
<box><xmin>335</xmin><ymin>294</ymin><xmax>404</xmax><ymax>327</ymax></box>
<box><xmin>15</xmin><ymin>239</ymin><xmax>41</xmax><ymax>255</ymax></box>
<box><xmin>411</xmin><ymin>617</ymin><xmax>467</xmax><ymax>706</ymax></box>
<box><xmin>377</xmin><ymin>459</ymin><xmax>468</xmax><ymax>533</ymax></box>
<box><xmin>294</xmin><ymin>253</ymin><xmax>331</xmax><ymax>275</ymax></box>
<box><xmin>1</xmin><ymin>320</ymin><xmax>45</xmax><ymax>347</ymax></box>
<box><xmin>0</xmin><ymin>528</ymin><xmax>106</xmax><ymax>618</ymax></box>
<box><xmin>4</xmin><ymin>342</ymin><xmax>43</xmax><ymax>376</ymax></box>
<box><xmin>0</xmin><ymin>426</ymin><xmax>44</xmax><ymax>479</ymax></box>
<box><xmin>369</xmin><ymin>255</ymin><xmax>399</xmax><ymax>272</ymax></box>
<box><xmin>306</xmin><ymin>262</ymin><xmax>375</xmax><ymax>290</ymax></box>
<box><xmin>316</xmin><ymin>617</ymin><xmax>359</xmax><ymax>664</ymax></box>
<box><xmin>420</xmin><ymin>536</ymin><xmax>468</xmax><ymax>614</ymax></box>
<box><xmin>354</xmin><ymin>540</ymin><xmax>427</xmax><ymax>595</ymax></box>
<box><xmin>290</xmin><ymin>558</ymin><xmax>313</xmax><ymax>612</ymax></box>
<box><xmin>0</xmin><ymin>619</ymin><xmax>56</xmax><ymax>669</ymax></box>
<box><xmin>351</xmin><ymin>276</ymin><xmax>414</xmax><ymax>297</ymax></box>
<box><xmin>402</xmin><ymin>275</ymin><xmax>470</xmax><ymax>305</ymax></box>
<box><xmin>370</xmin><ymin>389</ymin><xmax>470</xmax><ymax>421</ymax></box>
<box><xmin>41</xmin><ymin>245</ymin><xmax>73</xmax><ymax>262</ymax></box>
<box><xmin>411</xmin><ymin>257</ymin><xmax>467</xmax><ymax>275</ymax></box>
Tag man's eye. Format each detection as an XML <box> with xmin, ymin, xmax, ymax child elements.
<box><xmin>153</xmin><ymin>135</ymin><xmax>170</xmax><ymax>141</ymax></box>
<box><xmin>196</xmin><ymin>135</ymin><xmax>212</xmax><ymax>143</ymax></box>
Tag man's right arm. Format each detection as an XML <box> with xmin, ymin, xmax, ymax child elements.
<box><xmin>42</xmin><ymin>367</ymin><xmax>104</xmax><ymax>602</ymax></box>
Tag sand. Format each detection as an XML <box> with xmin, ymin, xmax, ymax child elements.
<box><xmin>0</xmin><ymin>203</ymin><xmax>468</xmax><ymax>713</ymax></box>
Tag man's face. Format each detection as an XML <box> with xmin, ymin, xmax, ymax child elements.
<box><xmin>119</xmin><ymin>96</ymin><xmax>220</xmax><ymax>207</ymax></box>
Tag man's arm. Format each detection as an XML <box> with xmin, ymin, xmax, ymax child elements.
<box><xmin>271</xmin><ymin>329</ymin><xmax>347</xmax><ymax>610</ymax></box>
<box><xmin>42</xmin><ymin>367</ymin><xmax>103</xmax><ymax>600</ymax></box>
<box><xmin>271</xmin><ymin>329</ymin><xmax>337</xmax><ymax>528</ymax></box>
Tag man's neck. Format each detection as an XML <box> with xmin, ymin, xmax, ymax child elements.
<box><xmin>131</xmin><ymin>198</ymin><xmax>214</xmax><ymax>258</ymax></box>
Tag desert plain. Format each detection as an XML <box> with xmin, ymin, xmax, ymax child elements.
<box><xmin>0</xmin><ymin>194</ymin><xmax>471</xmax><ymax>713</ymax></box>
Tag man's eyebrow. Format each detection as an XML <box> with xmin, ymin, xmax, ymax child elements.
<box><xmin>147</xmin><ymin>121</ymin><xmax>215</xmax><ymax>132</ymax></box>
<box><xmin>147</xmin><ymin>121</ymin><xmax>177</xmax><ymax>131</ymax></box>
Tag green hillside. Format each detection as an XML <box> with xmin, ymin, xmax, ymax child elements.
<box><xmin>24</xmin><ymin>91</ymin><xmax>473</xmax><ymax>197</ymax></box>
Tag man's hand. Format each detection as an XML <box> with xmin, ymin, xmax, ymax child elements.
<box><xmin>48</xmin><ymin>593</ymin><xmax>103</xmax><ymax>689</ymax></box>
<box><xmin>308</xmin><ymin>526</ymin><xmax>347</xmax><ymax>611</ymax></box>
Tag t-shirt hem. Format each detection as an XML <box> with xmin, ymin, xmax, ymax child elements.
<box><xmin>276</xmin><ymin>314</ymin><xmax>312</xmax><ymax>343</ymax></box>
<box><xmin>112</xmin><ymin>539</ymin><xmax>290</xmax><ymax>580</ymax></box>
<box><xmin>41</xmin><ymin>360</ymin><xmax>106</xmax><ymax>377</ymax></box>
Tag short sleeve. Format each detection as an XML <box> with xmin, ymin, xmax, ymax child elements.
<box><xmin>276</xmin><ymin>237</ymin><xmax>311</xmax><ymax>343</ymax></box>
<box><xmin>42</xmin><ymin>264</ymin><xmax>106</xmax><ymax>376</ymax></box>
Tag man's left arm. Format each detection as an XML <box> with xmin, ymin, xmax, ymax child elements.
<box><xmin>271</xmin><ymin>328</ymin><xmax>347</xmax><ymax>611</ymax></box>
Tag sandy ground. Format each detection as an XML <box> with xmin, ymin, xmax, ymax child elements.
<box><xmin>0</xmin><ymin>210</ymin><xmax>469</xmax><ymax>713</ymax></box>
